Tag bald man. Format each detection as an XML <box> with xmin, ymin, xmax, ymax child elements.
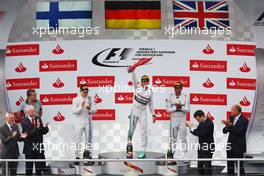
<box><xmin>0</xmin><ymin>112</ymin><xmax>27</xmax><ymax>175</ymax></box>
<box><xmin>222</xmin><ymin>104</ymin><xmax>248</xmax><ymax>176</ymax></box>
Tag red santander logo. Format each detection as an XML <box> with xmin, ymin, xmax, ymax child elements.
<box><xmin>115</xmin><ymin>92</ymin><xmax>133</xmax><ymax>104</ymax></box>
<box><xmin>6</xmin><ymin>78</ymin><xmax>40</xmax><ymax>90</ymax></box>
<box><xmin>40</xmin><ymin>93</ymin><xmax>77</xmax><ymax>105</ymax></box>
<box><xmin>92</xmin><ymin>109</ymin><xmax>115</xmax><ymax>120</ymax></box>
<box><xmin>52</xmin><ymin>78</ymin><xmax>64</xmax><ymax>88</ymax></box>
<box><xmin>227</xmin><ymin>78</ymin><xmax>256</xmax><ymax>90</ymax></box>
<box><xmin>152</xmin><ymin>76</ymin><xmax>190</xmax><ymax>87</ymax></box>
<box><xmin>227</xmin><ymin>44</ymin><xmax>256</xmax><ymax>56</ymax></box>
<box><xmin>239</xmin><ymin>96</ymin><xmax>251</xmax><ymax>106</ymax></box>
<box><xmin>203</xmin><ymin>44</ymin><xmax>214</xmax><ymax>54</ymax></box>
<box><xmin>94</xmin><ymin>94</ymin><xmax>102</xmax><ymax>104</ymax></box>
<box><xmin>15</xmin><ymin>62</ymin><xmax>27</xmax><ymax>73</ymax></box>
<box><xmin>154</xmin><ymin>109</ymin><xmax>170</xmax><ymax>121</ymax></box>
<box><xmin>190</xmin><ymin>93</ymin><xmax>227</xmax><ymax>105</ymax></box>
<box><xmin>77</xmin><ymin>76</ymin><xmax>115</xmax><ymax>87</ymax></box>
<box><xmin>52</xmin><ymin>44</ymin><xmax>64</xmax><ymax>55</ymax></box>
<box><xmin>239</xmin><ymin>62</ymin><xmax>251</xmax><ymax>73</ymax></box>
<box><xmin>202</xmin><ymin>78</ymin><xmax>214</xmax><ymax>88</ymax></box>
<box><xmin>16</xmin><ymin>96</ymin><xmax>25</xmax><ymax>106</ymax></box>
<box><xmin>39</xmin><ymin>60</ymin><xmax>77</xmax><ymax>72</ymax></box>
<box><xmin>6</xmin><ymin>44</ymin><xmax>39</xmax><ymax>57</ymax></box>
<box><xmin>53</xmin><ymin>112</ymin><xmax>65</xmax><ymax>122</ymax></box>
<box><xmin>207</xmin><ymin>112</ymin><xmax>215</xmax><ymax>121</ymax></box>
<box><xmin>190</xmin><ymin>60</ymin><xmax>227</xmax><ymax>72</ymax></box>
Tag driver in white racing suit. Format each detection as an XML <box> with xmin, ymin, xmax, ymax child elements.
<box><xmin>127</xmin><ymin>68</ymin><xmax>156</xmax><ymax>158</ymax></box>
<box><xmin>166</xmin><ymin>82</ymin><xmax>189</xmax><ymax>158</ymax></box>
<box><xmin>72</xmin><ymin>85</ymin><xmax>97</xmax><ymax>164</ymax></box>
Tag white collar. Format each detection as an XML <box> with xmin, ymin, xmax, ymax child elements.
<box><xmin>6</xmin><ymin>122</ymin><xmax>13</xmax><ymax>131</ymax></box>
<box><xmin>28</xmin><ymin>115</ymin><xmax>35</xmax><ymax>121</ymax></box>
<box><xmin>234</xmin><ymin>114</ymin><xmax>241</xmax><ymax>119</ymax></box>
<box><xmin>6</xmin><ymin>122</ymin><xmax>12</xmax><ymax>128</ymax></box>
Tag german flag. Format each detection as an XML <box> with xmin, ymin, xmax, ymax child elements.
<box><xmin>105</xmin><ymin>1</ymin><xmax>161</xmax><ymax>29</ymax></box>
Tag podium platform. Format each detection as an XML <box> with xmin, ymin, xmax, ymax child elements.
<box><xmin>48</xmin><ymin>151</ymin><xmax>190</xmax><ymax>175</ymax></box>
<box><xmin>99</xmin><ymin>151</ymin><xmax>165</xmax><ymax>175</ymax></box>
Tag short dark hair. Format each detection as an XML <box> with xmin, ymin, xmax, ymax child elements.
<box><xmin>80</xmin><ymin>84</ymin><xmax>89</xmax><ymax>91</ymax></box>
<box><xmin>27</xmin><ymin>89</ymin><xmax>36</xmax><ymax>98</ymax></box>
<box><xmin>193</xmin><ymin>110</ymin><xmax>205</xmax><ymax>118</ymax></box>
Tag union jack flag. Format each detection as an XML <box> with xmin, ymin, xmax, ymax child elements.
<box><xmin>173</xmin><ymin>0</ymin><xmax>229</xmax><ymax>29</ymax></box>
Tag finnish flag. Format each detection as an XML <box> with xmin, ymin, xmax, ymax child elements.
<box><xmin>36</xmin><ymin>1</ymin><xmax>92</xmax><ymax>29</ymax></box>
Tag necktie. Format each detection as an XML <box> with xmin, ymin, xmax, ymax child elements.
<box><xmin>10</xmin><ymin>125</ymin><xmax>15</xmax><ymax>132</ymax></box>
<box><xmin>31</xmin><ymin>118</ymin><xmax>36</xmax><ymax>127</ymax></box>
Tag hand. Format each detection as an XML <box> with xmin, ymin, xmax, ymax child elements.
<box><xmin>186</xmin><ymin>121</ymin><xmax>190</xmax><ymax>128</ymax></box>
<box><xmin>221</xmin><ymin>120</ymin><xmax>232</xmax><ymax>126</ymax></box>
<box><xmin>36</xmin><ymin>120</ymin><xmax>41</xmax><ymax>128</ymax></box>
<box><xmin>186</xmin><ymin>121</ymin><xmax>193</xmax><ymax>128</ymax></box>
<box><xmin>82</xmin><ymin>101</ymin><xmax>86</xmax><ymax>108</ymax></box>
<box><xmin>127</xmin><ymin>66</ymin><xmax>135</xmax><ymax>73</ymax></box>
<box><xmin>175</xmin><ymin>103</ymin><xmax>182</xmax><ymax>109</ymax></box>
<box><xmin>21</xmin><ymin>132</ymin><xmax>28</xmax><ymax>139</ymax></box>
<box><xmin>11</xmin><ymin>131</ymin><xmax>17</xmax><ymax>138</ymax></box>
<box><xmin>45</xmin><ymin>122</ymin><xmax>49</xmax><ymax>128</ymax></box>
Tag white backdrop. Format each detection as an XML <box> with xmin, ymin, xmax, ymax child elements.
<box><xmin>4</xmin><ymin>40</ymin><xmax>256</xmax><ymax>162</ymax></box>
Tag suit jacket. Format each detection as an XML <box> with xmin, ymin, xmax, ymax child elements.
<box><xmin>223</xmin><ymin>114</ymin><xmax>248</xmax><ymax>154</ymax></box>
<box><xmin>0</xmin><ymin>123</ymin><xmax>23</xmax><ymax>159</ymax></box>
<box><xmin>21</xmin><ymin>116</ymin><xmax>49</xmax><ymax>155</ymax></box>
<box><xmin>191</xmin><ymin>118</ymin><xmax>215</xmax><ymax>153</ymax></box>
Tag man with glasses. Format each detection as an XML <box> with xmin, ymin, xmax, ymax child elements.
<box><xmin>72</xmin><ymin>84</ymin><xmax>97</xmax><ymax>164</ymax></box>
<box><xmin>127</xmin><ymin>66</ymin><xmax>156</xmax><ymax>158</ymax></box>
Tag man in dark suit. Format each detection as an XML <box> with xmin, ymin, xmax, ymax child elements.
<box><xmin>0</xmin><ymin>112</ymin><xmax>28</xmax><ymax>175</ymax></box>
<box><xmin>186</xmin><ymin>110</ymin><xmax>215</xmax><ymax>175</ymax></box>
<box><xmin>222</xmin><ymin>104</ymin><xmax>248</xmax><ymax>175</ymax></box>
<box><xmin>21</xmin><ymin>105</ymin><xmax>49</xmax><ymax>175</ymax></box>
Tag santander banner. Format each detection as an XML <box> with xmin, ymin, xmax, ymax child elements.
<box><xmin>6</xmin><ymin>44</ymin><xmax>39</xmax><ymax>57</ymax></box>
<box><xmin>4</xmin><ymin>40</ymin><xmax>256</xmax><ymax>158</ymax></box>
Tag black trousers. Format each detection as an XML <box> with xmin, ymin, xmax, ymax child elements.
<box><xmin>227</xmin><ymin>150</ymin><xmax>245</xmax><ymax>175</ymax></box>
<box><xmin>25</xmin><ymin>151</ymin><xmax>43</xmax><ymax>175</ymax></box>
<box><xmin>2</xmin><ymin>160</ymin><xmax>18</xmax><ymax>176</ymax></box>
<box><xmin>198</xmin><ymin>150</ymin><xmax>213</xmax><ymax>175</ymax></box>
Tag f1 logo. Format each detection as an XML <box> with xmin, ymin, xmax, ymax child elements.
<box><xmin>254</xmin><ymin>12</ymin><xmax>264</xmax><ymax>26</ymax></box>
<box><xmin>105</xmin><ymin>48</ymin><xmax>131</xmax><ymax>61</ymax></box>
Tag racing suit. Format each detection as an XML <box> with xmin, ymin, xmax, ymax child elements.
<box><xmin>128</xmin><ymin>71</ymin><xmax>155</xmax><ymax>151</ymax></box>
<box><xmin>72</xmin><ymin>95</ymin><xmax>97</xmax><ymax>158</ymax></box>
<box><xmin>166</xmin><ymin>93</ymin><xmax>189</xmax><ymax>158</ymax></box>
